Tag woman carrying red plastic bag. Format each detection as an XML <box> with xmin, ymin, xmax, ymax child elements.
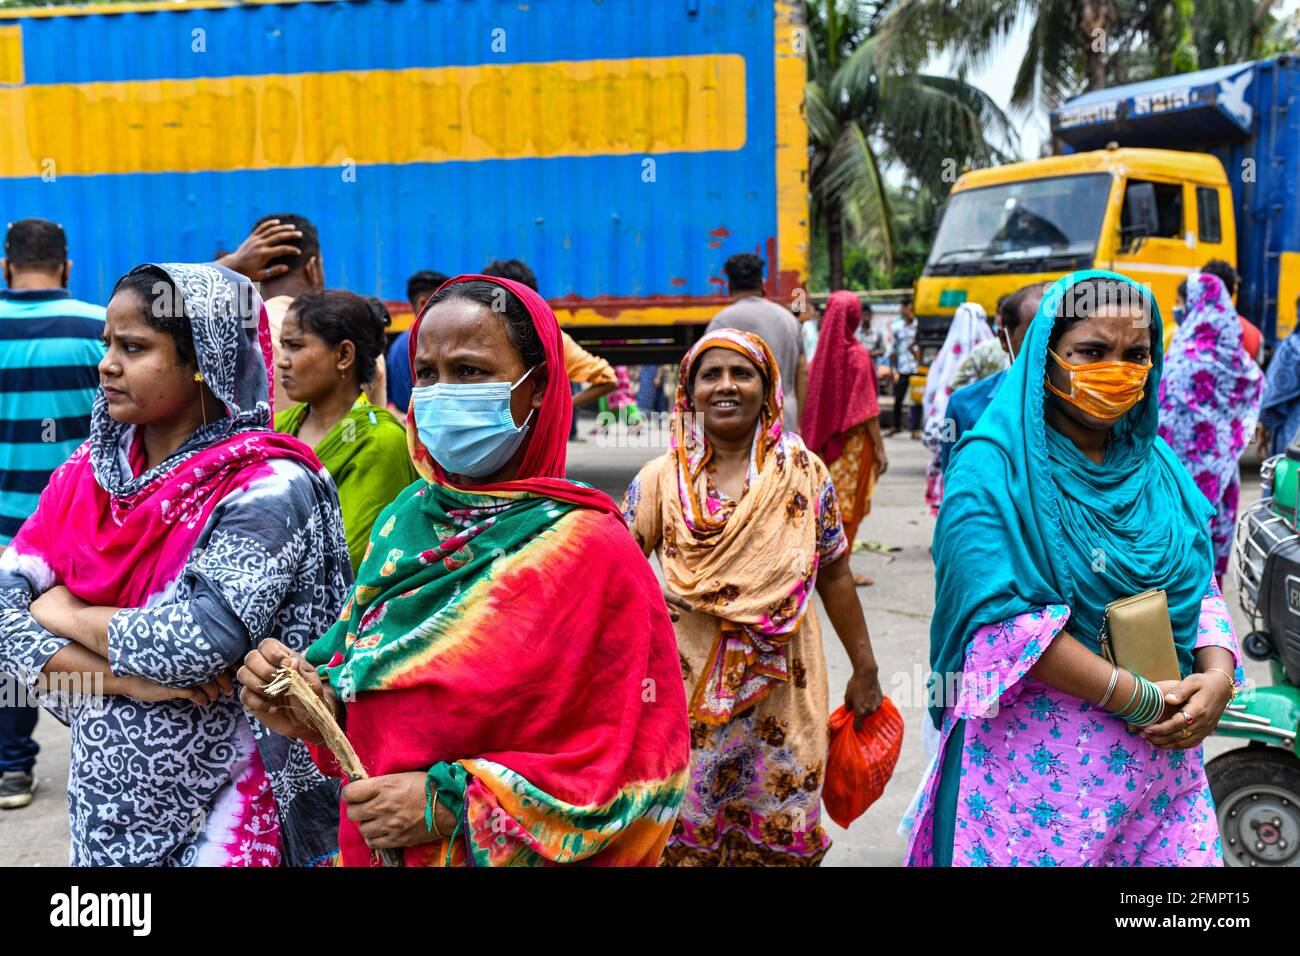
<box><xmin>824</xmin><ymin>697</ymin><xmax>905</xmax><ymax>829</ymax></box>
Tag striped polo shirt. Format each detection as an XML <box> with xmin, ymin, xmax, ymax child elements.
<box><xmin>0</xmin><ymin>289</ymin><xmax>106</xmax><ymax>544</ymax></box>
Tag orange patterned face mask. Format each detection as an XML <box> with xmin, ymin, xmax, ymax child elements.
<box><xmin>1045</xmin><ymin>349</ymin><xmax>1150</xmax><ymax>421</ymax></box>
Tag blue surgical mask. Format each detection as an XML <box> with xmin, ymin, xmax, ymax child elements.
<box><xmin>411</xmin><ymin>365</ymin><xmax>539</xmax><ymax>478</ymax></box>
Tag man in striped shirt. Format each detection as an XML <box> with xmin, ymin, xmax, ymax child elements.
<box><xmin>0</xmin><ymin>219</ymin><xmax>105</xmax><ymax>810</ymax></box>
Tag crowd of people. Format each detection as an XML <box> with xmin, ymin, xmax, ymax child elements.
<box><xmin>0</xmin><ymin>211</ymin><xmax>1291</xmax><ymax>867</ymax></box>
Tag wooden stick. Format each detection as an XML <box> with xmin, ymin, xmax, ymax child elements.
<box><xmin>263</xmin><ymin>664</ymin><xmax>404</xmax><ymax>868</ymax></box>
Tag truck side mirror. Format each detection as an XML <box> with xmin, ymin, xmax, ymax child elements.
<box><xmin>1121</xmin><ymin>182</ymin><xmax>1158</xmax><ymax>253</ymax></box>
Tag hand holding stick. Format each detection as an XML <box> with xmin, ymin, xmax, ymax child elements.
<box><xmin>262</xmin><ymin>664</ymin><xmax>404</xmax><ymax>868</ymax></box>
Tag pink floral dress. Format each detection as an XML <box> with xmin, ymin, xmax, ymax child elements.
<box><xmin>906</xmin><ymin>577</ymin><xmax>1243</xmax><ymax>866</ymax></box>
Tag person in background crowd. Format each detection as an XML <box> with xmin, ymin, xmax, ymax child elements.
<box><xmin>1201</xmin><ymin>258</ymin><xmax>1262</xmax><ymax>363</ymax></box>
<box><xmin>623</xmin><ymin>329</ymin><xmax>882</xmax><ymax>866</ymax></box>
<box><xmin>859</xmin><ymin>301</ymin><xmax>888</xmax><ymax>364</ymax></box>
<box><xmin>213</xmin><ymin>218</ymin><xmax>302</xmax><ymax>288</ymax></box>
<box><xmin>275</xmin><ymin>290</ymin><xmax>418</xmax><ymax>573</ymax></box>
<box><xmin>0</xmin><ymin>263</ymin><xmax>347</xmax><ymax>865</ymax></box>
<box><xmin>240</xmin><ymin>274</ymin><xmax>690</xmax><ymax>867</ymax></box>
<box><xmin>1258</xmin><ymin>294</ymin><xmax>1300</xmax><ymax>457</ymax></box>
<box><xmin>802</xmin><ymin>291</ymin><xmax>888</xmax><ymax>586</ymax></box>
<box><xmin>597</xmin><ymin>364</ymin><xmax>642</xmax><ymax>434</ymax></box>
<box><xmin>386</xmin><ymin>270</ymin><xmax>448</xmax><ymax>417</ymax></box>
<box><xmin>921</xmin><ymin>303</ymin><xmax>992</xmax><ymax>514</ymax></box>
<box><xmin>637</xmin><ymin>364</ymin><xmax>671</xmax><ymax>420</ymax></box>
<box><xmin>222</xmin><ymin>214</ymin><xmax>324</xmax><ymax>410</ymax></box>
<box><xmin>940</xmin><ymin>283</ymin><xmax>1042</xmax><ymax>473</ymax></box>
<box><xmin>480</xmin><ymin>259</ymin><xmax>616</xmax><ymax>440</ymax></box>
<box><xmin>1157</xmin><ymin>272</ymin><xmax>1263</xmax><ymax>586</ymax></box>
<box><xmin>222</xmin><ymin>214</ymin><xmax>388</xmax><ymax>410</ymax></box>
<box><xmin>949</xmin><ymin>299</ymin><xmax>1011</xmax><ymax>391</ymax></box>
<box><xmin>909</xmin><ymin>272</ymin><xmax>1241</xmax><ymax>867</ymax></box>
<box><xmin>887</xmin><ymin>295</ymin><xmax>920</xmax><ymax>438</ymax></box>
<box><xmin>705</xmin><ymin>253</ymin><xmax>807</xmax><ymax>434</ymax></box>
<box><xmin>802</xmin><ymin>305</ymin><xmax>821</xmax><ymax>361</ymax></box>
<box><xmin>1173</xmin><ymin>279</ymin><xmax>1188</xmax><ymax>328</ymax></box>
<box><xmin>0</xmin><ymin>219</ymin><xmax>106</xmax><ymax>811</ymax></box>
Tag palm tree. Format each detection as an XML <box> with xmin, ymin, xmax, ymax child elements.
<box><xmin>1189</xmin><ymin>0</ymin><xmax>1292</xmax><ymax>67</ymax></box>
<box><xmin>807</xmin><ymin>0</ymin><xmax>1019</xmax><ymax>290</ymax></box>
<box><xmin>875</xmin><ymin>0</ymin><xmax>1293</xmax><ymax>116</ymax></box>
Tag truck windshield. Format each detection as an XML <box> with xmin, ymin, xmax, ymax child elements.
<box><xmin>925</xmin><ymin>173</ymin><xmax>1112</xmax><ymax>273</ymax></box>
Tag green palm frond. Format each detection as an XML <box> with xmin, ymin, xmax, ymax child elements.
<box><xmin>871</xmin><ymin>71</ymin><xmax>1020</xmax><ymax>188</ymax></box>
<box><xmin>816</xmin><ymin>120</ymin><xmax>898</xmax><ymax>272</ymax></box>
<box><xmin>805</xmin><ymin>82</ymin><xmax>841</xmax><ymax>150</ymax></box>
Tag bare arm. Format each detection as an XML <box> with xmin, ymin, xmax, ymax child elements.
<box><xmin>572</xmin><ymin>380</ymin><xmax>616</xmax><ymax>409</ymax></box>
<box><xmin>1027</xmin><ymin>630</ymin><xmax>1233</xmax><ymax>747</ymax></box>
<box><xmin>216</xmin><ymin>219</ymin><xmax>302</xmax><ymax>282</ymax></box>
<box><xmin>31</xmin><ymin>584</ymin><xmax>245</xmax><ymax>690</ymax></box>
<box><xmin>815</xmin><ymin>553</ymin><xmax>882</xmax><ymax>727</ymax></box>
<box><xmin>29</xmin><ymin>586</ymin><xmax>114</xmax><ymax>658</ymax></box>
<box><xmin>865</xmin><ymin>415</ymin><xmax>888</xmax><ymax>477</ymax></box>
<box><xmin>1028</xmin><ymin>630</ymin><xmax>1127</xmax><ymax>704</ymax></box>
<box><xmin>39</xmin><ymin>644</ymin><xmax>220</xmax><ymax>705</ymax></box>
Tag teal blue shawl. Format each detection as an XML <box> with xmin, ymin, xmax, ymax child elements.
<box><xmin>928</xmin><ymin>270</ymin><xmax>1214</xmax><ymax>729</ymax></box>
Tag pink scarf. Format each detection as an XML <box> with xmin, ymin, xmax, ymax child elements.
<box><xmin>801</xmin><ymin>291</ymin><xmax>880</xmax><ymax>464</ymax></box>
<box><xmin>16</xmin><ymin>432</ymin><xmax>324</xmax><ymax>607</ymax></box>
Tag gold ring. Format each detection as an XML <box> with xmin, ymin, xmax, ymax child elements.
<box><xmin>1181</xmin><ymin>727</ymin><xmax>1192</xmax><ymax>739</ymax></box>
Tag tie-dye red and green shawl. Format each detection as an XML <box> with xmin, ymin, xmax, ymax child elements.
<box><xmin>305</xmin><ymin>477</ymin><xmax>690</xmax><ymax>867</ymax></box>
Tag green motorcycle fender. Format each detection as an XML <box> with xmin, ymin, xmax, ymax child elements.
<box><xmin>1215</xmin><ymin>682</ymin><xmax>1300</xmax><ymax>751</ymax></box>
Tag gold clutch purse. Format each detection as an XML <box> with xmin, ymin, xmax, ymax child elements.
<box><xmin>1098</xmin><ymin>589</ymin><xmax>1181</xmax><ymax>684</ymax></box>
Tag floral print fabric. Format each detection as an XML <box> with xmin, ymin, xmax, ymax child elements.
<box><xmin>922</xmin><ymin>303</ymin><xmax>993</xmax><ymax>514</ymax></box>
<box><xmin>1157</xmin><ymin>272</ymin><xmax>1262</xmax><ymax>576</ymax></box>
<box><xmin>624</xmin><ymin>450</ymin><xmax>848</xmax><ymax>865</ymax></box>
<box><xmin>906</xmin><ymin>577</ymin><xmax>1242</xmax><ymax>866</ymax></box>
<box><xmin>826</xmin><ymin>421</ymin><xmax>877</xmax><ymax>547</ymax></box>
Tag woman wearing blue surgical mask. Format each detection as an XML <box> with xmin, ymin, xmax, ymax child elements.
<box><xmin>238</xmin><ymin>275</ymin><xmax>690</xmax><ymax>867</ymax></box>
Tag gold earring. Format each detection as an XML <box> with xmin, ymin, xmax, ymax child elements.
<box><xmin>195</xmin><ymin>371</ymin><xmax>208</xmax><ymax>427</ymax></box>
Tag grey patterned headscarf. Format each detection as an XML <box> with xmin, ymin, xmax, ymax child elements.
<box><xmin>90</xmin><ymin>262</ymin><xmax>347</xmax><ymax>865</ymax></box>
<box><xmin>92</xmin><ymin>262</ymin><xmax>275</xmax><ymax>497</ymax></box>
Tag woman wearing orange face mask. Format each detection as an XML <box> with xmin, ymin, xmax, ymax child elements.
<box><xmin>907</xmin><ymin>272</ymin><xmax>1243</xmax><ymax>867</ymax></box>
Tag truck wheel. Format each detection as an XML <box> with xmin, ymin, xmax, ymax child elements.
<box><xmin>1208</xmin><ymin>747</ymin><xmax>1300</xmax><ymax>867</ymax></box>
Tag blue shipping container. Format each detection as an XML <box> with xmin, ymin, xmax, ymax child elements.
<box><xmin>0</xmin><ymin>0</ymin><xmax>809</xmax><ymax>350</ymax></box>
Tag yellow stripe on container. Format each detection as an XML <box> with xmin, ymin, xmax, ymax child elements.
<box><xmin>0</xmin><ymin>25</ymin><xmax>23</xmax><ymax>86</ymax></box>
<box><xmin>1277</xmin><ymin>251</ymin><xmax>1300</xmax><ymax>341</ymax></box>
<box><xmin>773</xmin><ymin>0</ymin><xmax>809</xmax><ymax>296</ymax></box>
<box><xmin>0</xmin><ymin>54</ymin><xmax>747</xmax><ymax>178</ymax></box>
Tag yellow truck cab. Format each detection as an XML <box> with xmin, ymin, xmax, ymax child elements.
<box><xmin>915</xmin><ymin>146</ymin><xmax>1235</xmax><ymax>358</ymax></box>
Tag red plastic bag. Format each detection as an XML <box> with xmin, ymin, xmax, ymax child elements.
<box><xmin>823</xmin><ymin>697</ymin><xmax>904</xmax><ymax>829</ymax></box>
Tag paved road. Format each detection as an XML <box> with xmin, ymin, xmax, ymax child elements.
<box><xmin>0</xmin><ymin>427</ymin><xmax>1269</xmax><ymax>866</ymax></box>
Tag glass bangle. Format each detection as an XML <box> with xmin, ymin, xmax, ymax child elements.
<box><xmin>1134</xmin><ymin>679</ymin><xmax>1163</xmax><ymax>726</ymax></box>
<box><xmin>1113</xmin><ymin>673</ymin><xmax>1141</xmax><ymax>718</ymax></box>
<box><xmin>1133</xmin><ymin>680</ymin><xmax>1158</xmax><ymax>725</ymax></box>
